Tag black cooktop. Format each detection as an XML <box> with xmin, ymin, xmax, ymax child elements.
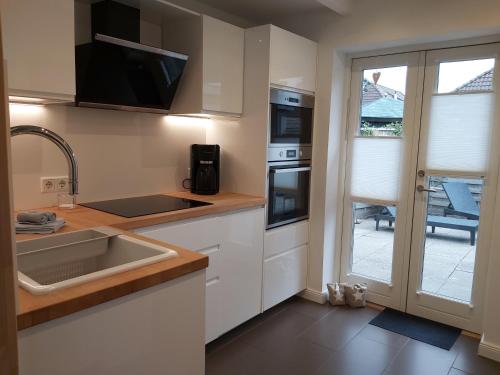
<box><xmin>80</xmin><ymin>195</ymin><xmax>212</xmax><ymax>218</ymax></box>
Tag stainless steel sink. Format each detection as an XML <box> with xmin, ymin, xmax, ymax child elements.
<box><xmin>16</xmin><ymin>227</ymin><xmax>178</xmax><ymax>295</ymax></box>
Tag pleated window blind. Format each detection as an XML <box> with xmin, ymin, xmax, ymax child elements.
<box><xmin>426</xmin><ymin>93</ymin><xmax>494</xmax><ymax>173</ymax></box>
<box><xmin>350</xmin><ymin>137</ymin><xmax>403</xmax><ymax>202</ymax></box>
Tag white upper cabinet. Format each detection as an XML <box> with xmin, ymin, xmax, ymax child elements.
<box><xmin>269</xmin><ymin>26</ymin><xmax>317</xmax><ymax>93</ymax></box>
<box><xmin>0</xmin><ymin>0</ymin><xmax>75</xmax><ymax>102</ymax></box>
<box><xmin>202</xmin><ymin>15</ymin><xmax>244</xmax><ymax>114</ymax></box>
<box><xmin>163</xmin><ymin>15</ymin><xmax>244</xmax><ymax>117</ymax></box>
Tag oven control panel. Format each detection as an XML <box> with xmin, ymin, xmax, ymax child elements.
<box><xmin>268</xmin><ymin>146</ymin><xmax>312</xmax><ymax>162</ymax></box>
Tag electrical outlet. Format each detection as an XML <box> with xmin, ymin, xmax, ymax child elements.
<box><xmin>55</xmin><ymin>177</ymin><xmax>69</xmax><ymax>191</ymax></box>
<box><xmin>40</xmin><ymin>177</ymin><xmax>56</xmax><ymax>193</ymax></box>
<box><xmin>40</xmin><ymin>176</ymin><xmax>69</xmax><ymax>193</ymax></box>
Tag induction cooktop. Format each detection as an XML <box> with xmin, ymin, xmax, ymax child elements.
<box><xmin>80</xmin><ymin>195</ymin><xmax>212</xmax><ymax>218</ymax></box>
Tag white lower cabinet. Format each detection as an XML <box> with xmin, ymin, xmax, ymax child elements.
<box><xmin>263</xmin><ymin>221</ymin><xmax>309</xmax><ymax>311</ymax></box>
<box><xmin>135</xmin><ymin>208</ymin><xmax>264</xmax><ymax>343</ymax></box>
<box><xmin>19</xmin><ymin>271</ymin><xmax>206</xmax><ymax>375</ymax></box>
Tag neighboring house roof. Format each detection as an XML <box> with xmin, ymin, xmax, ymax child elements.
<box><xmin>361</xmin><ymin>97</ymin><xmax>404</xmax><ymax>121</ymax></box>
<box><xmin>362</xmin><ymin>79</ymin><xmax>405</xmax><ymax>104</ymax></box>
<box><xmin>454</xmin><ymin>68</ymin><xmax>494</xmax><ymax>92</ymax></box>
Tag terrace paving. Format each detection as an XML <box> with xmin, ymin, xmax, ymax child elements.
<box><xmin>351</xmin><ymin>219</ymin><xmax>475</xmax><ymax>302</ymax></box>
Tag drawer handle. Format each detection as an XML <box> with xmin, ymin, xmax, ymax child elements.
<box><xmin>206</xmin><ymin>276</ymin><xmax>220</xmax><ymax>287</ymax></box>
<box><xmin>200</xmin><ymin>245</ymin><xmax>220</xmax><ymax>255</ymax></box>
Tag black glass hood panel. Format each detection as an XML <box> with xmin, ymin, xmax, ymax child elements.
<box><xmin>75</xmin><ymin>34</ymin><xmax>188</xmax><ymax>113</ymax></box>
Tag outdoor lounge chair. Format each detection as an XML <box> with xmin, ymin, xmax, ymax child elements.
<box><xmin>442</xmin><ymin>182</ymin><xmax>480</xmax><ymax>220</ymax></box>
<box><xmin>374</xmin><ymin>206</ymin><xmax>396</xmax><ymax>231</ymax></box>
<box><xmin>427</xmin><ymin>215</ymin><xmax>479</xmax><ymax>246</ymax></box>
<box><xmin>374</xmin><ymin>206</ymin><xmax>478</xmax><ymax>245</ymax></box>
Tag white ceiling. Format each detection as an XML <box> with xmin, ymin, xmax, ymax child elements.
<box><xmin>192</xmin><ymin>0</ymin><xmax>339</xmax><ymax>24</ymax></box>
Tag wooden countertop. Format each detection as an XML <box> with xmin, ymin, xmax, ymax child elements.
<box><xmin>15</xmin><ymin>192</ymin><xmax>266</xmax><ymax>330</ymax></box>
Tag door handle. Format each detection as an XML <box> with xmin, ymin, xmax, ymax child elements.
<box><xmin>416</xmin><ymin>185</ymin><xmax>437</xmax><ymax>193</ymax></box>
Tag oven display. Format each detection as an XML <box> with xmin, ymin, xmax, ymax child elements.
<box><xmin>286</xmin><ymin>150</ymin><xmax>297</xmax><ymax>158</ymax></box>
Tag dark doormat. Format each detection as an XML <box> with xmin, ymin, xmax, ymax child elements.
<box><xmin>369</xmin><ymin>308</ymin><xmax>461</xmax><ymax>350</ymax></box>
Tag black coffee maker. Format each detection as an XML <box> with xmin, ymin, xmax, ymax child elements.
<box><xmin>191</xmin><ymin>144</ymin><xmax>220</xmax><ymax>195</ymax></box>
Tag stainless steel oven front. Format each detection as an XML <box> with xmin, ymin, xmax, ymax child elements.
<box><xmin>266</xmin><ymin>146</ymin><xmax>312</xmax><ymax>229</ymax></box>
<box><xmin>269</xmin><ymin>88</ymin><xmax>314</xmax><ymax>147</ymax></box>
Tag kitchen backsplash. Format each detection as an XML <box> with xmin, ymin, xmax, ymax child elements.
<box><xmin>9</xmin><ymin>104</ymin><xmax>210</xmax><ymax>210</ymax></box>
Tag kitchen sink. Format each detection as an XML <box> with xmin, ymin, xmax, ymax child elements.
<box><xmin>16</xmin><ymin>227</ymin><xmax>178</xmax><ymax>295</ymax></box>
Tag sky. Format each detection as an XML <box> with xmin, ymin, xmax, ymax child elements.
<box><xmin>363</xmin><ymin>58</ymin><xmax>495</xmax><ymax>95</ymax></box>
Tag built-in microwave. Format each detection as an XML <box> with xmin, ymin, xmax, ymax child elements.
<box><xmin>269</xmin><ymin>88</ymin><xmax>314</xmax><ymax>147</ymax></box>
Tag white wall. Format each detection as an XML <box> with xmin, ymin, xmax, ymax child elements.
<box><xmin>481</xmin><ymin>180</ymin><xmax>500</xmax><ymax>360</ymax></box>
<box><xmin>9</xmin><ymin>105</ymin><xmax>209</xmax><ymax>210</ymax></box>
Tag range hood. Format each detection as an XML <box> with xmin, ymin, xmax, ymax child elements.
<box><xmin>75</xmin><ymin>0</ymin><xmax>188</xmax><ymax>114</ymax></box>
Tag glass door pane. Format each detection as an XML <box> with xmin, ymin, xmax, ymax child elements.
<box><xmin>360</xmin><ymin>66</ymin><xmax>407</xmax><ymax>137</ymax></box>
<box><xmin>420</xmin><ymin>176</ymin><xmax>482</xmax><ymax>303</ymax></box>
<box><xmin>351</xmin><ymin>203</ymin><xmax>397</xmax><ymax>282</ymax></box>
<box><xmin>341</xmin><ymin>52</ymin><xmax>421</xmax><ymax>309</ymax></box>
<box><xmin>349</xmin><ymin>63</ymin><xmax>408</xmax><ymax>287</ymax></box>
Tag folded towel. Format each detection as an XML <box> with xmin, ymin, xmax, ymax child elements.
<box><xmin>15</xmin><ymin>218</ymin><xmax>65</xmax><ymax>234</ymax></box>
<box><xmin>17</xmin><ymin>211</ymin><xmax>56</xmax><ymax>225</ymax></box>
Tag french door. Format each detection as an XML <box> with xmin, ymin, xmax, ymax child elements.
<box><xmin>340</xmin><ymin>43</ymin><xmax>500</xmax><ymax>332</ymax></box>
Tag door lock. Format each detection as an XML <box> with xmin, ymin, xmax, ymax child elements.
<box><xmin>417</xmin><ymin>170</ymin><xmax>425</xmax><ymax>178</ymax></box>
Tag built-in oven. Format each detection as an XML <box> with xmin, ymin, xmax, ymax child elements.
<box><xmin>269</xmin><ymin>88</ymin><xmax>314</xmax><ymax>147</ymax></box>
<box><xmin>267</xmin><ymin>146</ymin><xmax>312</xmax><ymax>229</ymax></box>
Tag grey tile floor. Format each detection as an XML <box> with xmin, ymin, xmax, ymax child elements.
<box><xmin>352</xmin><ymin>220</ymin><xmax>476</xmax><ymax>302</ymax></box>
<box><xmin>205</xmin><ymin>297</ymin><xmax>500</xmax><ymax>375</ymax></box>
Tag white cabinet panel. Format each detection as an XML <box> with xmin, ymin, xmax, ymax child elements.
<box><xmin>135</xmin><ymin>216</ymin><xmax>223</xmax><ymax>342</ymax></box>
<box><xmin>263</xmin><ymin>244</ymin><xmax>308</xmax><ymax>311</ymax></box>
<box><xmin>19</xmin><ymin>271</ymin><xmax>206</xmax><ymax>375</ymax></box>
<box><xmin>163</xmin><ymin>15</ymin><xmax>244</xmax><ymax>116</ymax></box>
<box><xmin>263</xmin><ymin>221</ymin><xmax>309</xmax><ymax>310</ymax></box>
<box><xmin>218</xmin><ymin>209</ymin><xmax>264</xmax><ymax>337</ymax></box>
<box><xmin>269</xmin><ymin>26</ymin><xmax>317</xmax><ymax>93</ymax></box>
<box><xmin>1</xmin><ymin>0</ymin><xmax>75</xmax><ymax>101</ymax></box>
<box><xmin>202</xmin><ymin>15</ymin><xmax>244</xmax><ymax>114</ymax></box>
<box><xmin>264</xmin><ymin>220</ymin><xmax>309</xmax><ymax>258</ymax></box>
<box><xmin>136</xmin><ymin>208</ymin><xmax>264</xmax><ymax>342</ymax></box>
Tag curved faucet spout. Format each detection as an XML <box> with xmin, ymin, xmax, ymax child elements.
<box><xmin>10</xmin><ymin>125</ymin><xmax>79</xmax><ymax>195</ymax></box>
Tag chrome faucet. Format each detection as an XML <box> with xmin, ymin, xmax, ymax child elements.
<box><xmin>10</xmin><ymin>125</ymin><xmax>79</xmax><ymax>195</ymax></box>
